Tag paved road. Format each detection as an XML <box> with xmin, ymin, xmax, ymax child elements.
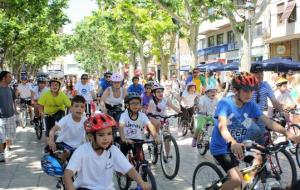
<box><xmin>1</xmin><ymin>119</ymin><xmax>299</xmax><ymax>190</ymax></box>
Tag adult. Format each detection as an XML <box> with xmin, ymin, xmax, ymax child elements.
<box><xmin>127</xmin><ymin>76</ymin><xmax>144</xmax><ymax>95</ymax></box>
<box><xmin>17</xmin><ymin>75</ymin><xmax>33</xmax><ymax>124</ymax></box>
<box><xmin>170</xmin><ymin>75</ymin><xmax>181</xmax><ymax>93</ymax></box>
<box><xmin>75</xmin><ymin>74</ymin><xmax>95</xmax><ymax>115</ymax></box>
<box><xmin>98</xmin><ymin>71</ymin><xmax>112</xmax><ymax>97</ymax></box>
<box><xmin>0</xmin><ymin>71</ymin><xmax>16</xmax><ymax>162</ymax></box>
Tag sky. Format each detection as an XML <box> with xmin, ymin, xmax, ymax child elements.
<box><xmin>63</xmin><ymin>0</ymin><xmax>98</xmax><ymax>34</ymax></box>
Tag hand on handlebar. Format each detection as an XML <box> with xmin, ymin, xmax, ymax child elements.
<box><xmin>286</xmin><ymin>132</ymin><xmax>300</xmax><ymax>144</ymax></box>
<box><xmin>230</xmin><ymin>141</ymin><xmax>244</xmax><ymax>160</ymax></box>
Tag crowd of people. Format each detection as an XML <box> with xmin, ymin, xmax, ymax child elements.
<box><xmin>1</xmin><ymin>67</ymin><xmax>300</xmax><ymax>189</ymax></box>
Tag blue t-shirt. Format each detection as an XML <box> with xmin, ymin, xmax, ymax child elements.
<box><xmin>127</xmin><ymin>84</ymin><xmax>144</xmax><ymax>95</ymax></box>
<box><xmin>210</xmin><ymin>97</ymin><xmax>263</xmax><ymax>156</ymax></box>
<box><xmin>98</xmin><ymin>78</ymin><xmax>111</xmax><ymax>96</ymax></box>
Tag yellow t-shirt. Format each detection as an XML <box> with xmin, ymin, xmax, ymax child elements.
<box><xmin>192</xmin><ymin>78</ymin><xmax>202</xmax><ymax>93</ymax></box>
<box><xmin>38</xmin><ymin>91</ymin><xmax>71</xmax><ymax>115</ymax></box>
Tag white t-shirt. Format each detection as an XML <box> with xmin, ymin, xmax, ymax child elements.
<box><xmin>17</xmin><ymin>83</ymin><xmax>32</xmax><ymax>98</ymax></box>
<box><xmin>66</xmin><ymin>143</ymin><xmax>133</xmax><ymax>190</ymax></box>
<box><xmin>275</xmin><ymin>90</ymin><xmax>296</xmax><ymax>109</ymax></box>
<box><xmin>196</xmin><ymin>95</ymin><xmax>218</xmax><ymax>116</ymax></box>
<box><xmin>119</xmin><ymin>110</ymin><xmax>151</xmax><ymax>140</ymax></box>
<box><xmin>75</xmin><ymin>82</ymin><xmax>94</xmax><ymax>102</ymax></box>
<box><xmin>31</xmin><ymin>86</ymin><xmax>49</xmax><ymax>100</ymax></box>
<box><xmin>180</xmin><ymin>90</ymin><xmax>197</xmax><ymax>108</ymax></box>
<box><xmin>55</xmin><ymin>114</ymin><xmax>87</xmax><ymax>148</ymax></box>
<box><xmin>147</xmin><ymin>98</ymin><xmax>168</xmax><ymax>116</ymax></box>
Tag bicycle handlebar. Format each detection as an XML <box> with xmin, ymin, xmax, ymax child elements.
<box><xmin>243</xmin><ymin>140</ymin><xmax>291</xmax><ymax>154</ymax></box>
<box><xmin>147</xmin><ymin>113</ymin><xmax>182</xmax><ymax>120</ymax></box>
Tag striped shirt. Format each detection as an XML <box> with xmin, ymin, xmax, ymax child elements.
<box><xmin>251</xmin><ymin>81</ymin><xmax>275</xmax><ymax>111</ymax></box>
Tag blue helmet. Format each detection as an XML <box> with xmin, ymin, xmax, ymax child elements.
<box><xmin>41</xmin><ymin>155</ymin><xmax>64</xmax><ymax>177</ymax></box>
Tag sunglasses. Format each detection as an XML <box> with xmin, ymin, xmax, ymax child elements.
<box><xmin>105</xmin><ymin>75</ymin><xmax>111</xmax><ymax>78</ymax></box>
<box><xmin>81</xmin><ymin>78</ymin><xmax>88</xmax><ymax>80</ymax></box>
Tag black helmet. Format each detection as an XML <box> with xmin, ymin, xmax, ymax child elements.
<box><xmin>250</xmin><ymin>64</ymin><xmax>263</xmax><ymax>73</ymax></box>
<box><xmin>124</xmin><ymin>92</ymin><xmax>141</xmax><ymax>104</ymax></box>
<box><xmin>144</xmin><ymin>81</ymin><xmax>154</xmax><ymax>88</ymax></box>
<box><xmin>104</xmin><ymin>71</ymin><xmax>112</xmax><ymax>76</ymax></box>
<box><xmin>37</xmin><ymin>72</ymin><xmax>49</xmax><ymax>82</ymax></box>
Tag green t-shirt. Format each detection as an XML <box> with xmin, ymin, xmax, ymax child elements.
<box><xmin>38</xmin><ymin>90</ymin><xmax>71</xmax><ymax>115</ymax></box>
<box><xmin>199</xmin><ymin>75</ymin><xmax>206</xmax><ymax>87</ymax></box>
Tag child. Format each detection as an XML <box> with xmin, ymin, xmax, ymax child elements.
<box><xmin>63</xmin><ymin>113</ymin><xmax>151</xmax><ymax>190</ymax></box>
<box><xmin>210</xmin><ymin>73</ymin><xmax>299</xmax><ymax>190</ymax></box>
<box><xmin>48</xmin><ymin>95</ymin><xmax>86</xmax><ymax>161</ymax></box>
<box><xmin>119</xmin><ymin>92</ymin><xmax>158</xmax><ymax>155</ymax></box>
<box><xmin>274</xmin><ymin>77</ymin><xmax>296</xmax><ymax>110</ymax></box>
<box><xmin>192</xmin><ymin>84</ymin><xmax>218</xmax><ymax>147</ymax></box>
<box><xmin>180</xmin><ymin>82</ymin><xmax>198</xmax><ymax>132</ymax></box>
<box><xmin>141</xmin><ymin>82</ymin><xmax>153</xmax><ymax>112</ymax></box>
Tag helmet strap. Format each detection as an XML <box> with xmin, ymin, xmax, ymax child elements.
<box><xmin>236</xmin><ymin>91</ymin><xmax>246</xmax><ymax>106</ymax></box>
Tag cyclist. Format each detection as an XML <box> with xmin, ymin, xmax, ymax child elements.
<box><xmin>210</xmin><ymin>72</ymin><xmax>299</xmax><ymax>190</ymax></box>
<box><xmin>141</xmin><ymin>82</ymin><xmax>153</xmax><ymax>112</ymax></box>
<box><xmin>17</xmin><ymin>75</ymin><xmax>33</xmax><ymax>125</ymax></box>
<box><xmin>274</xmin><ymin>77</ymin><xmax>296</xmax><ymax>110</ymax></box>
<box><xmin>127</xmin><ymin>76</ymin><xmax>144</xmax><ymax>95</ymax></box>
<box><xmin>31</xmin><ymin>73</ymin><xmax>49</xmax><ymax>121</ymax></box>
<box><xmin>38</xmin><ymin>78</ymin><xmax>71</xmax><ymax>152</ymax></box>
<box><xmin>98</xmin><ymin>71</ymin><xmax>112</xmax><ymax>98</ymax></box>
<box><xmin>63</xmin><ymin>113</ymin><xmax>151</xmax><ymax>190</ymax></box>
<box><xmin>74</xmin><ymin>74</ymin><xmax>95</xmax><ymax>116</ymax></box>
<box><xmin>101</xmin><ymin>73</ymin><xmax>127</xmax><ymax>122</ymax></box>
<box><xmin>179</xmin><ymin>82</ymin><xmax>198</xmax><ymax>133</ymax></box>
<box><xmin>147</xmin><ymin>82</ymin><xmax>181</xmax><ymax>134</ymax></box>
<box><xmin>192</xmin><ymin>84</ymin><xmax>218</xmax><ymax>147</ymax></box>
<box><xmin>186</xmin><ymin>68</ymin><xmax>202</xmax><ymax>94</ymax></box>
<box><xmin>48</xmin><ymin>95</ymin><xmax>86</xmax><ymax>162</ymax></box>
<box><xmin>119</xmin><ymin>92</ymin><xmax>158</xmax><ymax>156</ymax></box>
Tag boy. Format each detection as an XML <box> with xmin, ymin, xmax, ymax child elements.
<box><xmin>210</xmin><ymin>72</ymin><xmax>300</xmax><ymax>190</ymax></box>
<box><xmin>119</xmin><ymin>92</ymin><xmax>158</xmax><ymax>155</ymax></box>
<box><xmin>63</xmin><ymin>113</ymin><xmax>150</xmax><ymax>190</ymax></box>
<box><xmin>48</xmin><ymin>95</ymin><xmax>86</xmax><ymax>161</ymax></box>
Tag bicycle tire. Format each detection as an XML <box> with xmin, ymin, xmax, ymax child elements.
<box><xmin>160</xmin><ymin>134</ymin><xmax>180</xmax><ymax>179</ymax></box>
<box><xmin>147</xmin><ymin>143</ymin><xmax>158</xmax><ymax>165</ymax></box>
<box><xmin>272</xmin><ymin>148</ymin><xmax>297</xmax><ymax>188</ymax></box>
<box><xmin>35</xmin><ymin>120</ymin><xmax>43</xmax><ymax>140</ymax></box>
<box><xmin>181</xmin><ymin>120</ymin><xmax>189</xmax><ymax>136</ymax></box>
<box><xmin>197</xmin><ymin>133</ymin><xmax>209</xmax><ymax>156</ymax></box>
<box><xmin>142</xmin><ymin>167</ymin><xmax>157</xmax><ymax>190</ymax></box>
<box><xmin>115</xmin><ymin>172</ymin><xmax>131</xmax><ymax>190</ymax></box>
<box><xmin>192</xmin><ymin>162</ymin><xmax>224</xmax><ymax>190</ymax></box>
<box><xmin>296</xmin><ymin>143</ymin><xmax>300</xmax><ymax>167</ymax></box>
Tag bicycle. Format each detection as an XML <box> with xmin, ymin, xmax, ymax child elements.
<box><xmin>33</xmin><ymin>116</ymin><xmax>44</xmax><ymax>140</ymax></box>
<box><xmin>19</xmin><ymin>98</ymin><xmax>31</xmax><ymax>127</ymax></box>
<box><xmin>193</xmin><ymin>112</ymin><xmax>214</xmax><ymax>156</ymax></box>
<box><xmin>115</xmin><ymin>140</ymin><xmax>157</xmax><ymax>190</ymax></box>
<box><xmin>192</xmin><ymin>140</ymin><xmax>297</xmax><ymax>190</ymax></box>
<box><xmin>179</xmin><ymin>106</ymin><xmax>194</xmax><ymax>136</ymax></box>
<box><xmin>146</xmin><ymin>113</ymin><xmax>181</xmax><ymax>179</ymax></box>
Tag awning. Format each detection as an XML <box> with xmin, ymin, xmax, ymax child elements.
<box><xmin>264</xmin><ymin>33</ymin><xmax>300</xmax><ymax>43</ymax></box>
<box><xmin>180</xmin><ymin>65</ymin><xmax>190</xmax><ymax>71</ymax></box>
<box><xmin>281</xmin><ymin>0</ymin><xmax>296</xmax><ymax>20</ymax></box>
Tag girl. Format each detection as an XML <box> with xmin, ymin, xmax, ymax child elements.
<box><xmin>141</xmin><ymin>82</ymin><xmax>153</xmax><ymax>112</ymax></box>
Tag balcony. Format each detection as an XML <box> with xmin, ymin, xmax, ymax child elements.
<box><xmin>198</xmin><ymin>43</ymin><xmax>239</xmax><ymax>56</ymax></box>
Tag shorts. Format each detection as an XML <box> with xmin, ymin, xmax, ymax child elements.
<box><xmin>120</xmin><ymin>140</ymin><xmax>143</xmax><ymax>157</ymax></box>
<box><xmin>0</xmin><ymin>115</ymin><xmax>17</xmax><ymax>142</ymax></box>
<box><xmin>20</xmin><ymin>98</ymin><xmax>31</xmax><ymax>106</ymax></box>
<box><xmin>214</xmin><ymin>153</ymin><xmax>239</xmax><ymax>173</ymax></box>
<box><xmin>45</xmin><ymin>110</ymin><xmax>65</xmax><ymax>137</ymax></box>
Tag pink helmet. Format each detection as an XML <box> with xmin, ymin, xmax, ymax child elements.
<box><xmin>111</xmin><ymin>73</ymin><xmax>123</xmax><ymax>82</ymax></box>
<box><xmin>151</xmin><ymin>82</ymin><xmax>164</xmax><ymax>92</ymax></box>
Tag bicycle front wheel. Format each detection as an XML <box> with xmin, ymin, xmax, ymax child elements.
<box><xmin>146</xmin><ymin>143</ymin><xmax>158</xmax><ymax>165</ymax></box>
<box><xmin>296</xmin><ymin>143</ymin><xmax>300</xmax><ymax>167</ymax></box>
<box><xmin>197</xmin><ymin>132</ymin><xmax>209</xmax><ymax>156</ymax></box>
<box><xmin>180</xmin><ymin>120</ymin><xmax>189</xmax><ymax>136</ymax></box>
<box><xmin>192</xmin><ymin>162</ymin><xmax>224</xmax><ymax>190</ymax></box>
<box><xmin>35</xmin><ymin>120</ymin><xmax>43</xmax><ymax>140</ymax></box>
<box><xmin>160</xmin><ymin>134</ymin><xmax>180</xmax><ymax>179</ymax></box>
<box><xmin>271</xmin><ymin>148</ymin><xmax>297</xmax><ymax>188</ymax></box>
<box><xmin>142</xmin><ymin>167</ymin><xmax>157</xmax><ymax>190</ymax></box>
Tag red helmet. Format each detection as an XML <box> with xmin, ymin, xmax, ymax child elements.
<box><xmin>84</xmin><ymin>113</ymin><xmax>117</xmax><ymax>133</ymax></box>
<box><xmin>232</xmin><ymin>72</ymin><xmax>258</xmax><ymax>91</ymax></box>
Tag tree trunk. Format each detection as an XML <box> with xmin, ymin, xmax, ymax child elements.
<box><xmin>138</xmin><ymin>42</ymin><xmax>147</xmax><ymax>75</ymax></box>
<box><xmin>188</xmin><ymin>24</ymin><xmax>199</xmax><ymax>68</ymax></box>
<box><xmin>157</xmin><ymin>36</ymin><xmax>168</xmax><ymax>79</ymax></box>
<box><xmin>239</xmin><ymin>26</ymin><xmax>251</xmax><ymax>72</ymax></box>
<box><xmin>128</xmin><ymin>49</ymin><xmax>135</xmax><ymax>79</ymax></box>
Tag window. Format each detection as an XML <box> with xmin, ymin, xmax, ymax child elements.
<box><xmin>227</xmin><ymin>31</ymin><xmax>235</xmax><ymax>44</ymax></box>
<box><xmin>288</xmin><ymin>3</ymin><xmax>297</xmax><ymax>23</ymax></box>
<box><xmin>255</xmin><ymin>22</ymin><xmax>262</xmax><ymax>38</ymax></box>
<box><xmin>208</xmin><ymin>36</ymin><xmax>215</xmax><ymax>47</ymax></box>
<box><xmin>198</xmin><ymin>39</ymin><xmax>205</xmax><ymax>49</ymax></box>
<box><xmin>217</xmin><ymin>34</ymin><xmax>224</xmax><ymax>45</ymax></box>
<box><xmin>277</xmin><ymin>3</ymin><xmax>285</xmax><ymax>25</ymax></box>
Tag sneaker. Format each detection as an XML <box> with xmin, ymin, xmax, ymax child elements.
<box><xmin>192</xmin><ymin>138</ymin><xmax>197</xmax><ymax>147</ymax></box>
<box><xmin>0</xmin><ymin>153</ymin><xmax>5</xmax><ymax>162</ymax></box>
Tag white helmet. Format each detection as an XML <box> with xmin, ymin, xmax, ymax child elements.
<box><xmin>111</xmin><ymin>73</ymin><xmax>123</xmax><ymax>82</ymax></box>
<box><xmin>187</xmin><ymin>82</ymin><xmax>196</xmax><ymax>87</ymax></box>
<box><xmin>206</xmin><ymin>84</ymin><xmax>217</xmax><ymax>92</ymax></box>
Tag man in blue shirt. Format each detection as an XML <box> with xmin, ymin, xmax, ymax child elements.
<box><xmin>97</xmin><ymin>71</ymin><xmax>112</xmax><ymax>98</ymax></box>
<box><xmin>210</xmin><ymin>72</ymin><xmax>299</xmax><ymax>190</ymax></box>
<box><xmin>127</xmin><ymin>76</ymin><xmax>144</xmax><ymax>95</ymax></box>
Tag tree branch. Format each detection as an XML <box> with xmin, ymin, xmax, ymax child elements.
<box><xmin>153</xmin><ymin>0</ymin><xmax>191</xmax><ymax>28</ymax></box>
<box><xmin>184</xmin><ymin>0</ymin><xmax>192</xmax><ymax>23</ymax></box>
<box><xmin>223</xmin><ymin>6</ymin><xmax>242</xmax><ymax>42</ymax></box>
